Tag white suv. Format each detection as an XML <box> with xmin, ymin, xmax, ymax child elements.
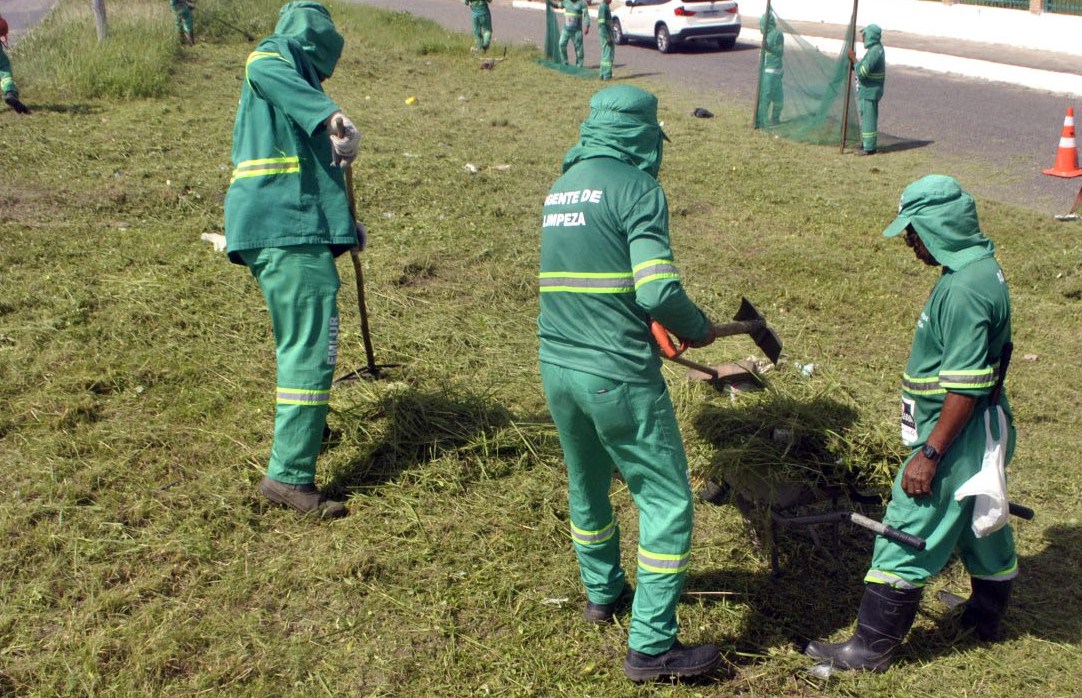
<box><xmin>612</xmin><ymin>0</ymin><xmax>741</xmax><ymax>53</ymax></box>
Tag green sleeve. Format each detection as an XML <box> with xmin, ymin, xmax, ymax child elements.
<box><xmin>246</xmin><ymin>49</ymin><xmax>340</xmax><ymax>137</ymax></box>
<box><xmin>627</xmin><ymin>188</ymin><xmax>710</xmax><ymax>341</ymax></box>
<box><xmin>582</xmin><ymin>2</ymin><xmax>591</xmax><ymax>29</ymax></box>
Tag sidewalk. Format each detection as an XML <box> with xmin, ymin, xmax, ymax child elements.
<box><xmin>513</xmin><ymin>0</ymin><xmax>1082</xmax><ymax>97</ymax></box>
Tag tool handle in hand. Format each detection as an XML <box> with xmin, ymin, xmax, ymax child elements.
<box><xmin>650</xmin><ymin>321</ymin><xmax>688</xmax><ymax>359</ymax></box>
<box><xmin>850</xmin><ymin>513</ymin><xmax>927</xmax><ymax>551</ymax></box>
<box><xmin>712</xmin><ymin>319</ymin><xmax>764</xmax><ymax>338</ymax></box>
<box><xmin>1008</xmin><ymin>502</ymin><xmax>1035</xmax><ymax>520</ymax></box>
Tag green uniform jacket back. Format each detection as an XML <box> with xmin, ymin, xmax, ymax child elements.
<box><xmin>224</xmin><ymin>34</ymin><xmax>354</xmax><ymax>264</ymax></box>
<box><xmin>855</xmin><ymin>42</ymin><xmax>885</xmax><ymax>98</ymax></box>
<box><xmin>539</xmin><ymin>157</ymin><xmax>708</xmax><ymax>383</ymax></box>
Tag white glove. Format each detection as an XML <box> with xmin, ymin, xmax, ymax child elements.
<box><xmin>328</xmin><ymin>112</ymin><xmax>360</xmax><ymax>167</ymax></box>
<box><xmin>353</xmin><ymin>221</ymin><xmax>367</xmax><ymax>252</ymax></box>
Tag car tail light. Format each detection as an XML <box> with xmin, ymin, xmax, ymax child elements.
<box><xmin>726</xmin><ymin>6</ymin><xmax>738</xmax><ymax>13</ymax></box>
<box><xmin>674</xmin><ymin>7</ymin><xmax>697</xmax><ymax>16</ymax></box>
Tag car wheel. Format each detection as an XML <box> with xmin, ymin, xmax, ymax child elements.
<box><xmin>613</xmin><ymin>18</ymin><xmax>627</xmax><ymax>45</ymax></box>
<box><xmin>655</xmin><ymin>24</ymin><xmax>673</xmax><ymax>53</ymax></box>
<box><xmin>717</xmin><ymin>36</ymin><xmax>737</xmax><ymax>50</ymax></box>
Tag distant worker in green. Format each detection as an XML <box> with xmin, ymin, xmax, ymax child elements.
<box><xmin>170</xmin><ymin>0</ymin><xmax>196</xmax><ymax>46</ymax></box>
<box><xmin>0</xmin><ymin>11</ymin><xmax>30</xmax><ymax>114</ymax></box>
<box><xmin>465</xmin><ymin>0</ymin><xmax>492</xmax><ymax>54</ymax></box>
<box><xmin>757</xmin><ymin>11</ymin><xmax>783</xmax><ymax>127</ymax></box>
<box><xmin>550</xmin><ymin>0</ymin><xmax>590</xmax><ymax>68</ymax></box>
<box><xmin>539</xmin><ymin>85</ymin><xmax>722</xmax><ymax>683</ymax></box>
<box><xmin>596</xmin><ymin>0</ymin><xmax>614</xmax><ymax>80</ymax></box>
<box><xmin>224</xmin><ymin>1</ymin><xmax>362</xmax><ymax>519</ymax></box>
<box><xmin>848</xmin><ymin>24</ymin><xmax>885</xmax><ymax>155</ymax></box>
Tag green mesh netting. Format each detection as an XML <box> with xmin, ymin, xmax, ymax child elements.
<box><xmin>754</xmin><ymin>9</ymin><xmax>860</xmax><ymax>147</ymax></box>
<box><xmin>538</xmin><ymin>2</ymin><xmax>596</xmax><ymax>78</ymax></box>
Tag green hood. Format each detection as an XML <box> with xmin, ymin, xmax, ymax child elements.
<box><xmin>759</xmin><ymin>12</ymin><xmax>774</xmax><ymax>33</ymax></box>
<box><xmin>274</xmin><ymin>1</ymin><xmax>344</xmax><ymax>81</ymax></box>
<box><xmin>562</xmin><ymin>85</ymin><xmax>668</xmax><ymax>179</ymax></box>
<box><xmin>862</xmin><ymin>24</ymin><xmax>882</xmax><ymax>49</ymax></box>
<box><xmin>882</xmin><ymin>175</ymin><xmax>995</xmax><ymax>271</ymax></box>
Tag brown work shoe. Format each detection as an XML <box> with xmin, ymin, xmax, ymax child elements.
<box><xmin>258</xmin><ymin>476</ymin><xmax>347</xmax><ymax>519</ymax></box>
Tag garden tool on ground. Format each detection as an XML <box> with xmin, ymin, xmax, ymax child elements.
<box><xmin>207</xmin><ymin>12</ymin><xmax>255</xmax><ymax>41</ymax></box>
<box><xmin>331</xmin><ymin>118</ymin><xmax>396</xmax><ymax>385</ymax></box>
<box><xmin>651</xmin><ymin>297</ymin><xmax>783</xmax><ymax>386</ymax></box>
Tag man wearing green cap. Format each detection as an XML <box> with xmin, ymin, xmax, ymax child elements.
<box><xmin>805</xmin><ymin>175</ymin><xmax>1017</xmax><ymax>671</ymax></box>
<box><xmin>225</xmin><ymin>1</ymin><xmax>362</xmax><ymax>519</ymax></box>
<box><xmin>464</xmin><ymin>0</ymin><xmax>493</xmax><ymax>54</ymax></box>
<box><xmin>757</xmin><ymin>11</ymin><xmax>783</xmax><ymax>127</ymax></box>
<box><xmin>847</xmin><ymin>24</ymin><xmax>885</xmax><ymax>155</ymax></box>
<box><xmin>539</xmin><ymin>85</ymin><xmax>722</xmax><ymax>683</ymax></box>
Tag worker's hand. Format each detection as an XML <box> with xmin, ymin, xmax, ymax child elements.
<box><xmin>685</xmin><ymin>322</ymin><xmax>717</xmax><ymax>349</ymax></box>
<box><xmin>901</xmin><ymin>453</ymin><xmax>937</xmax><ymax>498</ymax></box>
<box><xmin>585</xmin><ymin>26</ymin><xmax>590</xmax><ymax>35</ymax></box>
<box><xmin>847</xmin><ymin>48</ymin><xmax>857</xmax><ymax>64</ymax></box>
<box><xmin>353</xmin><ymin>221</ymin><xmax>368</xmax><ymax>252</ymax></box>
<box><xmin>328</xmin><ymin>112</ymin><xmax>361</xmax><ymax>167</ymax></box>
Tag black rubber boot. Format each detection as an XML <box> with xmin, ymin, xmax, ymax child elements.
<box><xmin>804</xmin><ymin>583</ymin><xmax>921</xmax><ymax>672</ymax></box>
<box><xmin>958</xmin><ymin>578</ymin><xmax>1012</xmax><ymax>642</ymax></box>
<box><xmin>582</xmin><ymin>585</ymin><xmax>633</xmax><ymax>624</ymax></box>
<box><xmin>623</xmin><ymin>641</ymin><xmax>721</xmax><ymax>683</ymax></box>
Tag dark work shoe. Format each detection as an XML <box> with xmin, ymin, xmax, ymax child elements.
<box><xmin>258</xmin><ymin>476</ymin><xmax>347</xmax><ymax>519</ymax></box>
<box><xmin>623</xmin><ymin>641</ymin><xmax>721</xmax><ymax>683</ymax></box>
<box><xmin>4</xmin><ymin>92</ymin><xmax>30</xmax><ymax>115</ymax></box>
<box><xmin>583</xmin><ymin>600</ymin><xmax>616</xmax><ymax>624</ymax></box>
<box><xmin>854</xmin><ymin>148</ymin><xmax>877</xmax><ymax>156</ymax></box>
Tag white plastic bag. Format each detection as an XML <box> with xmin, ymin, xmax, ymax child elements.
<box><xmin>953</xmin><ymin>405</ymin><xmax>1009</xmax><ymax>538</ymax></box>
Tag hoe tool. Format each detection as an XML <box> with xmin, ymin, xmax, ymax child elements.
<box><xmin>332</xmin><ymin>119</ymin><xmax>397</xmax><ymax>385</ymax></box>
<box><xmin>651</xmin><ymin>297</ymin><xmax>783</xmax><ymax>384</ymax></box>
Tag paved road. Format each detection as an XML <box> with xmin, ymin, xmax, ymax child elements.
<box><xmin>2</xmin><ymin>0</ymin><xmax>56</xmax><ymax>44</ymax></box>
<box><xmin>346</xmin><ymin>0</ymin><xmax>1082</xmax><ymax>217</ymax></box>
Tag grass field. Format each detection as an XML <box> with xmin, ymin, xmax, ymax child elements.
<box><xmin>1</xmin><ymin>0</ymin><xmax>1081</xmax><ymax>695</ymax></box>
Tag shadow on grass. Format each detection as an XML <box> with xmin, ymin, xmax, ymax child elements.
<box><xmin>20</xmin><ymin>103</ymin><xmax>103</xmax><ymax>115</ymax></box>
<box><xmin>326</xmin><ymin>386</ymin><xmax>547</xmax><ymax>495</ymax></box>
<box><xmin>875</xmin><ymin>133</ymin><xmax>935</xmax><ymax>154</ymax></box>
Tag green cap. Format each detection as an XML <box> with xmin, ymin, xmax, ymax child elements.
<box><xmin>883</xmin><ymin>175</ymin><xmax>994</xmax><ymax>270</ymax></box>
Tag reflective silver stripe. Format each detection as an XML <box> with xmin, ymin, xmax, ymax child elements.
<box><xmin>939</xmin><ymin>368</ymin><xmax>997</xmax><ymax>390</ymax></box>
<box><xmin>864</xmin><ymin>570</ymin><xmax>922</xmax><ymax>589</ymax></box>
<box><xmin>276</xmin><ymin>388</ymin><xmax>331</xmax><ymax>406</ymax></box>
<box><xmin>901</xmin><ymin>374</ymin><xmax>942</xmax><ymax>394</ymax></box>
<box><xmin>539</xmin><ymin>273</ymin><xmax>635</xmax><ymax>293</ymax></box>
<box><xmin>973</xmin><ymin>560</ymin><xmax>1018</xmax><ymax>581</ymax></box>
<box><xmin>571</xmin><ymin>519</ymin><xmax>616</xmax><ymax>546</ymax></box>
<box><xmin>638</xmin><ymin>547</ymin><xmax>690</xmax><ymax>574</ymax></box>
<box><xmin>632</xmin><ymin>262</ymin><xmax>678</xmax><ymax>285</ymax></box>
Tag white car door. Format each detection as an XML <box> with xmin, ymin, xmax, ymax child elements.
<box><xmin>624</xmin><ymin>0</ymin><xmax>661</xmax><ymax>38</ymax></box>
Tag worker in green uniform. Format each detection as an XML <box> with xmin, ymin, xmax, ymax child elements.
<box><xmin>224</xmin><ymin>1</ymin><xmax>362</xmax><ymax>519</ymax></box>
<box><xmin>805</xmin><ymin>175</ymin><xmax>1017</xmax><ymax>671</ymax></box>
<box><xmin>550</xmin><ymin>0</ymin><xmax>590</xmax><ymax>68</ymax></box>
<box><xmin>596</xmin><ymin>0</ymin><xmax>614</xmax><ymax>80</ymax></box>
<box><xmin>170</xmin><ymin>0</ymin><xmax>196</xmax><ymax>46</ymax></box>
<box><xmin>757</xmin><ymin>11</ymin><xmax>783</xmax><ymax>127</ymax></box>
<box><xmin>539</xmin><ymin>85</ymin><xmax>722</xmax><ymax>683</ymax></box>
<box><xmin>0</xmin><ymin>13</ymin><xmax>30</xmax><ymax>115</ymax></box>
<box><xmin>465</xmin><ymin>0</ymin><xmax>492</xmax><ymax>54</ymax></box>
<box><xmin>848</xmin><ymin>24</ymin><xmax>885</xmax><ymax>155</ymax></box>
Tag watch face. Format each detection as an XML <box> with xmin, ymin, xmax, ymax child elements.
<box><xmin>921</xmin><ymin>444</ymin><xmax>939</xmax><ymax>461</ymax></box>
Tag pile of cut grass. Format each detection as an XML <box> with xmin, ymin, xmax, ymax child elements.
<box><xmin>1</xmin><ymin>0</ymin><xmax>1081</xmax><ymax>695</ymax></box>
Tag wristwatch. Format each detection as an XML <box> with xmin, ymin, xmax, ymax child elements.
<box><xmin>920</xmin><ymin>443</ymin><xmax>942</xmax><ymax>462</ymax></box>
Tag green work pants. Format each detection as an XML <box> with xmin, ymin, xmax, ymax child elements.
<box><xmin>0</xmin><ymin>45</ymin><xmax>17</xmax><ymax>98</ymax></box>
<box><xmin>858</xmin><ymin>95</ymin><xmax>880</xmax><ymax>152</ymax></box>
<box><xmin>540</xmin><ymin>363</ymin><xmax>694</xmax><ymax>655</ymax></box>
<box><xmin>173</xmin><ymin>4</ymin><xmax>193</xmax><ymax>39</ymax></box>
<box><xmin>239</xmin><ymin>245</ymin><xmax>340</xmax><ymax>485</ymax></box>
<box><xmin>867</xmin><ymin>420</ymin><xmax>1018</xmax><ymax>589</ymax></box>
<box><xmin>599</xmin><ymin>38</ymin><xmax>614</xmax><ymax>80</ymax></box>
<box><xmin>559</xmin><ymin>28</ymin><xmax>585</xmax><ymax>68</ymax></box>
<box><xmin>758</xmin><ymin>71</ymin><xmax>783</xmax><ymax>126</ymax></box>
<box><xmin>471</xmin><ymin>11</ymin><xmax>492</xmax><ymax>51</ymax></box>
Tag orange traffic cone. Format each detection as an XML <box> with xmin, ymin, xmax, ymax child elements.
<box><xmin>1044</xmin><ymin>107</ymin><xmax>1082</xmax><ymax>178</ymax></box>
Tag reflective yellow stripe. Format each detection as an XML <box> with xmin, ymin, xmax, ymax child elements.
<box><xmin>276</xmin><ymin>387</ymin><xmax>331</xmax><ymax>406</ymax></box>
<box><xmin>637</xmin><ymin>547</ymin><xmax>690</xmax><ymax>574</ymax></box>
<box><xmin>231</xmin><ymin>156</ymin><xmax>301</xmax><ymax>182</ymax></box>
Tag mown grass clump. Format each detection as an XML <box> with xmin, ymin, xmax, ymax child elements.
<box><xmin>1</xmin><ymin>0</ymin><xmax>1081</xmax><ymax>695</ymax></box>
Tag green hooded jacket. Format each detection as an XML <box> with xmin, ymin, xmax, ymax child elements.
<box><xmin>538</xmin><ymin>86</ymin><xmax>710</xmax><ymax>383</ymax></box>
<box><xmin>224</xmin><ymin>1</ymin><xmax>354</xmax><ymax>264</ymax></box>
<box><xmin>883</xmin><ymin>175</ymin><xmax>1011</xmax><ymax>454</ymax></box>
<box><xmin>760</xmin><ymin>13</ymin><xmax>783</xmax><ymax>72</ymax></box>
<box><xmin>855</xmin><ymin>24</ymin><xmax>885</xmax><ymax>99</ymax></box>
